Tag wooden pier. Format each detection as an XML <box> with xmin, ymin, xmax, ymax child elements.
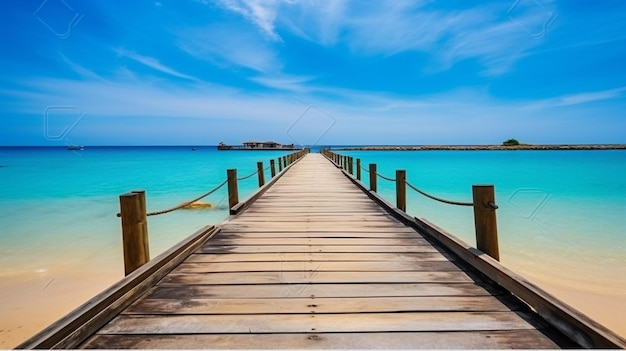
<box><xmin>18</xmin><ymin>153</ymin><xmax>625</xmax><ymax>349</ymax></box>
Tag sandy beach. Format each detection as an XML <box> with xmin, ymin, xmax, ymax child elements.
<box><xmin>0</xmin><ymin>265</ymin><xmax>121</xmax><ymax>348</ymax></box>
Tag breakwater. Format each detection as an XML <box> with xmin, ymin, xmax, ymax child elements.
<box><xmin>336</xmin><ymin>144</ymin><xmax>626</xmax><ymax>151</ymax></box>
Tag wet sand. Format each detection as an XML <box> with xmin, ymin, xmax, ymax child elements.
<box><xmin>523</xmin><ymin>273</ymin><xmax>626</xmax><ymax>338</ymax></box>
<box><xmin>0</xmin><ymin>268</ymin><xmax>120</xmax><ymax>348</ymax></box>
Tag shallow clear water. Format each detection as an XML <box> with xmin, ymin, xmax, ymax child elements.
<box><xmin>0</xmin><ymin>146</ymin><xmax>291</xmax><ymax>276</ymax></box>
<box><xmin>341</xmin><ymin>150</ymin><xmax>626</xmax><ymax>294</ymax></box>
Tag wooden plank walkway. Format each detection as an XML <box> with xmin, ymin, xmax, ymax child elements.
<box><xmin>77</xmin><ymin>154</ymin><xmax>576</xmax><ymax>349</ymax></box>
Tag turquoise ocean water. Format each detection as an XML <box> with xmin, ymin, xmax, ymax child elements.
<box><xmin>0</xmin><ymin>146</ymin><xmax>293</xmax><ymax>277</ymax></box>
<box><xmin>1</xmin><ymin>146</ymin><xmax>625</xmax><ymax>344</ymax></box>
<box><xmin>341</xmin><ymin>149</ymin><xmax>626</xmax><ymax>295</ymax></box>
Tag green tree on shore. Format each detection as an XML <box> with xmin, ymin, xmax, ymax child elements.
<box><xmin>502</xmin><ymin>138</ymin><xmax>520</xmax><ymax>146</ymax></box>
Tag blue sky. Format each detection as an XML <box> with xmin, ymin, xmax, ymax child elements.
<box><xmin>1</xmin><ymin>0</ymin><xmax>625</xmax><ymax>146</ymax></box>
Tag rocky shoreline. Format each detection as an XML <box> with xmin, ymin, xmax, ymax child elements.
<box><xmin>334</xmin><ymin>144</ymin><xmax>626</xmax><ymax>151</ymax></box>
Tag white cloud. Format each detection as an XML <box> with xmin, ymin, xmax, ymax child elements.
<box><xmin>556</xmin><ymin>87</ymin><xmax>626</xmax><ymax>107</ymax></box>
<box><xmin>215</xmin><ymin>1</ymin><xmax>551</xmax><ymax>75</ymax></box>
<box><xmin>178</xmin><ymin>24</ymin><xmax>281</xmax><ymax>74</ymax></box>
<box><xmin>58</xmin><ymin>52</ymin><xmax>104</xmax><ymax>81</ymax></box>
<box><xmin>520</xmin><ymin>87</ymin><xmax>626</xmax><ymax>110</ymax></box>
<box><xmin>214</xmin><ymin>0</ymin><xmax>290</xmax><ymax>41</ymax></box>
<box><xmin>7</xmin><ymin>62</ymin><xmax>624</xmax><ymax>145</ymax></box>
<box><xmin>116</xmin><ymin>49</ymin><xmax>200</xmax><ymax>81</ymax></box>
<box><xmin>249</xmin><ymin>74</ymin><xmax>314</xmax><ymax>92</ymax></box>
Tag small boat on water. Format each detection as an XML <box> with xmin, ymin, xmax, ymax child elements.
<box><xmin>218</xmin><ymin>141</ymin><xmax>298</xmax><ymax>151</ymax></box>
<box><xmin>67</xmin><ymin>145</ymin><xmax>84</xmax><ymax>151</ymax></box>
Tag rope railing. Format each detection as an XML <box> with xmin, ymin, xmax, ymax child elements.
<box><xmin>237</xmin><ymin>169</ymin><xmax>260</xmax><ymax>181</ymax></box>
<box><xmin>375</xmin><ymin>172</ymin><xmax>396</xmax><ymax>182</ymax></box>
<box><xmin>116</xmin><ymin>180</ymin><xmax>229</xmax><ymax>218</ymax></box>
<box><xmin>320</xmin><ymin>148</ymin><xmax>500</xmax><ymax>261</ymax></box>
<box><xmin>405</xmin><ymin>180</ymin><xmax>473</xmax><ymax>207</ymax></box>
<box><xmin>118</xmin><ymin>148</ymin><xmax>310</xmax><ymax>275</ymax></box>
<box><xmin>147</xmin><ymin>179</ymin><xmax>229</xmax><ymax>216</ymax></box>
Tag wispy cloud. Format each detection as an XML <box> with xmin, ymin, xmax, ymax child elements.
<box><xmin>116</xmin><ymin>49</ymin><xmax>200</xmax><ymax>81</ymax></box>
<box><xmin>58</xmin><ymin>52</ymin><xmax>104</xmax><ymax>81</ymax></box>
<box><xmin>250</xmin><ymin>74</ymin><xmax>314</xmax><ymax>92</ymax></box>
<box><xmin>178</xmin><ymin>24</ymin><xmax>281</xmax><ymax>74</ymax></box>
<box><xmin>555</xmin><ymin>87</ymin><xmax>626</xmax><ymax>107</ymax></box>
<box><xmin>213</xmin><ymin>1</ymin><xmax>553</xmax><ymax>75</ymax></box>
<box><xmin>213</xmin><ymin>0</ymin><xmax>289</xmax><ymax>41</ymax></box>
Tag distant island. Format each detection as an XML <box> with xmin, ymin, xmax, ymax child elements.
<box><xmin>334</xmin><ymin>143</ymin><xmax>626</xmax><ymax>151</ymax></box>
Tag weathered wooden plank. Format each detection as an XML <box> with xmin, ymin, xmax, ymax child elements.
<box><xmin>144</xmin><ymin>283</ymin><xmax>502</xmax><ymax>300</ymax></box>
<box><xmin>171</xmin><ymin>260</ymin><xmax>461</xmax><ymax>273</ymax></box>
<box><xmin>206</xmin><ymin>237</ymin><xmax>432</xmax><ymax>246</ymax></box>
<box><xmin>159</xmin><ymin>271</ymin><xmax>474</xmax><ymax>285</ymax></box>
<box><xmin>221</xmin><ymin>223</ymin><xmax>413</xmax><ymax>229</ymax></box>
<box><xmin>198</xmin><ymin>245</ymin><xmax>441</xmax><ymax>253</ymax></box>
<box><xmin>81</xmin><ymin>330</ymin><xmax>564</xmax><ymax>349</ymax></box>
<box><xmin>231</xmin><ymin>217</ymin><xmax>400</xmax><ymax>222</ymax></box>
<box><xmin>186</xmin><ymin>252</ymin><xmax>453</xmax><ymax>263</ymax></box>
<box><xmin>123</xmin><ymin>296</ymin><xmax>513</xmax><ymax>314</ymax></box>
<box><xmin>213</xmin><ymin>231</ymin><xmax>422</xmax><ymax>238</ymax></box>
<box><xmin>97</xmin><ymin>312</ymin><xmax>538</xmax><ymax>334</ymax></box>
<box><xmin>217</xmin><ymin>227</ymin><xmax>420</xmax><ymax>233</ymax></box>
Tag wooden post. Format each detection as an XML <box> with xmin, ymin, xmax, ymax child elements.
<box><xmin>472</xmin><ymin>185</ymin><xmax>500</xmax><ymax>261</ymax></box>
<box><xmin>356</xmin><ymin>158</ymin><xmax>361</xmax><ymax>181</ymax></box>
<box><xmin>227</xmin><ymin>169</ymin><xmax>239</xmax><ymax>210</ymax></box>
<box><xmin>396</xmin><ymin>170</ymin><xmax>406</xmax><ymax>212</ymax></box>
<box><xmin>348</xmin><ymin>157</ymin><xmax>354</xmax><ymax>175</ymax></box>
<box><xmin>282</xmin><ymin>156</ymin><xmax>287</xmax><ymax>168</ymax></box>
<box><xmin>369</xmin><ymin>163</ymin><xmax>377</xmax><ymax>192</ymax></box>
<box><xmin>270</xmin><ymin>159</ymin><xmax>276</xmax><ymax>178</ymax></box>
<box><xmin>278</xmin><ymin>158</ymin><xmax>283</xmax><ymax>172</ymax></box>
<box><xmin>257</xmin><ymin>161</ymin><xmax>265</xmax><ymax>187</ymax></box>
<box><xmin>119</xmin><ymin>191</ymin><xmax>150</xmax><ymax>276</ymax></box>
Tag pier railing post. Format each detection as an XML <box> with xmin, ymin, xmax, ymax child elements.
<box><xmin>348</xmin><ymin>157</ymin><xmax>354</xmax><ymax>175</ymax></box>
<box><xmin>369</xmin><ymin>163</ymin><xmax>377</xmax><ymax>192</ymax></box>
<box><xmin>396</xmin><ymin>170</ymin><xmax>406</xmax><ymax>212</ymax></box>
<box><xmin>278</xmin><ymin>158</ymin><xmax>283</xmax><ymax>172</ymax></box>
<box><xmin>270</xmin><ymin>159</ymin><xmax>276</xmax><ymax>178</ymax></box>
<box><xmin>257</xmin><ymin>161</ymin><xmax>265</xmax><ymax>187</ymax></box>
<box><xmin>356</xmin><ymin>158</ymin><xmax>361</xmax><ymax>181</ymax></box>
<box><xmin>282</xmin><ymin>156</ymin><xmax>287</xmax><ymax>169</ymax></box>
<box><xmin>119</xmin><ymin>191</ymin><xmax>150</xmax><ymax>276</ymax></box>
<box><xmin>227</xmin><ymin>169</ymin><xmax>239</xmax><ymax>210</ymax></box>
<box><xmin>472</xmin><ymin>185</ymin><xmax>500</xmax><ymax>261</ymax></box>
